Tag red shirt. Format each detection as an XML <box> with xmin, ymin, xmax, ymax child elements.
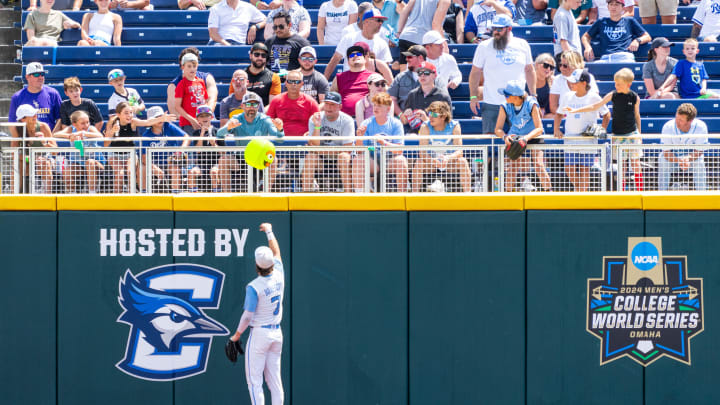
<box><xmin>266</xmin><ymin>92</ymin><xmax>319</xmax><ymax>137</ymax></box>
<box><xmin>175</xmin><ymin>76</ymin><xmax>208</xmax><ymax>127</ymax></box>
<box><xmin>336</xmin><ymin>69</ymin><xmax>371</xmax><ymax>116</ymax></box>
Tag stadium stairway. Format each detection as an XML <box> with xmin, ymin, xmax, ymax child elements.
<box><xmin>0</xmin><ymin>5</ymin><xmax>21</xmax><ymax>120</ymax></box>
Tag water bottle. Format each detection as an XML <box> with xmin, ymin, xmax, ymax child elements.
<box><xmin>493</xmin><ymin>177</ymin><xmax>500</xmax><ymax>192</ymax></box>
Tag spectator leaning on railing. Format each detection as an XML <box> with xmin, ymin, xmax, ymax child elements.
<box><xmin>658</xmin><ymin>103</ymin><xmax>709</xmax><ymax>191</ymax></box>
<box><xmin>141</xmin><ymin>106</ymin><xmax>192</xmax><ymax>193</ymax></box>
<box><xmin>303</xmin><ymin>92</ymin><xmax>356</xmax><ymax>192</ymax></box>
<box><xmin>16</xmin><ymin>104</ymin><xmax>56</xmax><ymax>194</ymax></box>
<box><xmin>77</xmin><ymin>0</ymin><xmax>122</xmax><ymax>46</ymax></box>
<box><xmin>24</xmin><ymin>0</ymin><xmax>81</xmax><ymax>47</ymax></box>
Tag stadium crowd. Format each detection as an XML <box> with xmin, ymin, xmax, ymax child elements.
<box><xmin>8</xmin><ymin>0</ymin><xmax>720</xmax><ymax>193</ymax></box>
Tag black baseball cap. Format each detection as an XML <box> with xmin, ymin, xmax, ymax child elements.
<box><xmin>325</xmin><ymin>92</ymin><xmax>342</xmax><ymax>105</ymax></box>
<box><xmin>251</xmin><ymin>43</ymin><xmax>269</xmax><ymax>54</ymax></box>
<box><xmin>401</xmin><ymin>45</ymin><xmax>427</xmax><ymax>58</ymax></box>
<box><xmin>347</xmin><ymin>42</ymin><xmax>369</xmax><ymax>57</ymax></box>
<box><xmin>651</xmin><ymin>37</ymin><xmax>673</xmax><ymax>49</ymax></box>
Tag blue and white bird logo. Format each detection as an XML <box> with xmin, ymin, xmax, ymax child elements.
<box><xmin>116</xmin><ymin>264</ymin><xmax>229</xmax><ymax>381</ymax></box>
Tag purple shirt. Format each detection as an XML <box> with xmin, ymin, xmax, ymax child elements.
<box><xmin>9</xmin><ymin>86</ymin><xmax>62</xmax><ymax>128</ymax></box>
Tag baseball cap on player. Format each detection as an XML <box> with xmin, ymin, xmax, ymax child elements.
<box><xmin>147</xmin><ymin>106</ymin><xmax>164</xmax><ymax>119</ymax></box>
<box><xmin>498</xmin><ymin>80</ymin><xmax>526</xmax><ymax>97</ymax></box>
<box><xmin>255</xmin><ymin>246</ymin><xmax>274</xmax><ymax>269</ymax></box>
<box><xmin>15</xmin><ymin>104</ymin><xmax>39</xmax><ymax>120</ymax></box>
<box><xmin>26</xmin><ymin>62</ymin><xmax>46</xmax><ymax>75</ymax></box>
<box><xmin>567</xmin><ymin>69</ymin><xmax>591</xmax><ymax>84</ymax></box>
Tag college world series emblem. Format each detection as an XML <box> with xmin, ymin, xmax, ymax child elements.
<box><xmin>586</xmin><ymin>237</ymin><xmax>704</xmax><ymax>366</ymax></box>
<box><xmin>116</xmin><ymin>264</ymin><xmax>229</xmax><ymax>380</ymax></box>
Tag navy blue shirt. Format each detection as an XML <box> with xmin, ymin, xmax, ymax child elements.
<box><xmin>586</xmin><ymin>17</ymin><xmax>646</xmax><ymax>57</ymax></box>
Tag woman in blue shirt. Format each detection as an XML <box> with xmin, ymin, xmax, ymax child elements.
<box><xmin>495</xmin><ymin>80</ymin><xmax>552</xmax><ymax>192</ymax></box>
<box><xmin>413</xmin><ymin>101</ymin><xmax>471</xmax><ymax>192</ymax></box>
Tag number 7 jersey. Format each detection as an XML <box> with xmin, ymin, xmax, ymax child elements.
<box><xmin>247</xmin><ymin>258</ymin><xmax>285</xmax><ymax>327</ymax></box>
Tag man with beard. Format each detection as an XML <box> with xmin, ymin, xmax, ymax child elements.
<box><xmin>220</xmin><ymin>69</ymin><xmax>265</xmax><ymax>127</ymax></box>
<box><xmin>324</xmin><ymin>8</ymin><xmax>393</xmax><ymax>79</ymax></box>
<box><xmin>298</xmin><ymin>46</ymin><xmax>329</xmax><ymax>104</ymax></box>
<box><xmin>265</xmin><ymin>10</ymin><xmax>310</xmax><ymax>72</ymax></box>
<box><xmin>245</xmin><ymin>43</ymin><xmax>282</xmax><ymax>106</ymax></box>
<box><xmin>331</xmin><ymin>43</ymin><xmax>374</xmax><ymax>116</ymax></box>
<box><xmin>469</xmin><ymin>14</ymin><xmax>536</xmax><ymax>135</ymax></box>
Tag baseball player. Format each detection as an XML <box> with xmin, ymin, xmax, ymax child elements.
<box><xmin>229</xmin><ymin>223</ymin><xmax>285</xmax><ymax>405</ymax></box>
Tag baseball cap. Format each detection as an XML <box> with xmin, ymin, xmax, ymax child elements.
<box><xmin>251</xmin><ymin>42</ymin><xmax>269</xmax><ymax>54</ymax></box>
<box><xmin>491</xmin><ymin>14</ymin><xmax>513</xmax><ymax>28</ymax></box>
<box><xmin>196</xmin><ymin>105</ymin><xmax>214</xmax><ymax>117</ymax></box>
<box><xmin>107</xmin><ymin>68</ymin><xmax>125</xmax><ymax>81</ymax></box>
<box><xmin>347</xmin><ymin>42</ymin><xmax>369</xmax><ymax>57</ymax></box>
<box><xmin>362</xmin><ymin>8</ymin><xmax>388</xmax><ymax>21</ymax></box>
<box><xmin>416</xmin><ymin>61</ymin><xmax>436</xmax><ymax>74</ymax></box>
<box><xmin>651</xmin><ymin>37</ymin><xmax>673</xmax><ymax>49</ymax></box>
<box><xmin>366</xmin><ymin>73</ymin><xmax>384</xmax><ymax>84</ymax></box>
<box><xmin>497</xmin><ymin>80</ymin><xmax>526</xmax><ymax>97</ymax></box>
<box><xmin>26</xmin><ymin>62</ymin><xmax>46</xmax><ymax>75</ymax></box>
<box><xmin>147</xmin><ymin>106</ymin><xmax>164</xmax><ymax>119</ymax></box>
<box><xmin>181</xmin><ymin>53</ymin><xmax>199</xmax><ymax>65</ymax></box>
<box><xmin>15</xmin><ymin>104</ymin><xmax>38</xmax><ymax>120</ymax></box>
<box><xmin>299</xmin><ymin>46</ymin><xmax>316</xmax><ymax>58</ymax></box>
<box><xmin>606</xmin><ymin>0</ymin><xmax>625</xmax><ymax>5</ymax></box>
<box><xmin>567</xmin><ymin>69</ymin><xmax>591</xmax><ymax>84</ymax></box>
<box><xmin>422</xmin><ymin>30</ymin><xmax>446</xmax><ymax>45</ymax></box>
<box><xmin>401</xmin><ymin>45</ymin><xmax>427</xmax><ymax>58</ymax></box>
<box><xmin>255</xmin><ymin>246</ymin><xmax>274</xmax><ymax>269</ymax></box>
<box><xmin>325</xmin><ymin>92</ymin><xmax>342</xmax><ymax>104</ymax></box>
<box><xmin>242</xmin><ymin>91</ymin><xmax>262</xmax><ymax>104</ymax></box>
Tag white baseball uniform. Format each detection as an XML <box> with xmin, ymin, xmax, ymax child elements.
<box><xmin>242</xmin><ymin>257</ymin><xmax>285</xmax><ymax>405</ymax></box>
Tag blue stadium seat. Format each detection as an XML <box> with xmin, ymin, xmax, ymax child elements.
<box><xmin>633</xmin><ymin>5</ymin><xmax>697</xmax><ymax>23</ymax></box>
<box><xmin>586</xmin><ymin>62</ymin><xmax>720</xmax><ymax>81</ymax></box>
<box><xmin>21</xmin><ymin>0</ymin><xmax>180</xmax><ymax>9</ymax></box>
<box><xmin>512</xmin><ymin>24</ymin><xmax>692</xmax><ymax>43</ymax></box>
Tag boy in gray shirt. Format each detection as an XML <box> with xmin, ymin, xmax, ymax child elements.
<box><xmin>553</xmin><ymin>0</ymin><xmax>581</xmax><ymax>58</ymax></box>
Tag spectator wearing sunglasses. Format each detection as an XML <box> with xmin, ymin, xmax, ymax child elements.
<box><xmin>9</xmin><ymin>62</ymin><xmax>62</xmax><ymax>144</ymax></box>
<box><xmin>331</xmin><ymin>43</ymin><xmax>374</xmax><ymax>116</ymax></box>
<box><xmin>265</xmin><ymin>10</ymin><xmax>311</xmax><ymax>73</ymax></box>
<box><xmin>220</xmin><ymin>69</ymin><xmax>266</xmax><ymax>127</ymax></box>
<box><xmin>355</xmin><ymin>73</ymin><xmax>394</xmax><ymax>128</ymax></box>
<box><xmin>298</xmin><ymin>46</ymin><xmax>329</xmax><ymax>104</ymax></box>
<box><xmin>534</xmin><ymin>53</ymin><xmax>556</xmax><ymax>117</ymax></box>
<box><xmin>244</xmin><ymin>43</ymin><xmax>282</xmax><ymax>106</ymax></box>
<box><xmin>267</xmin><ymin>70</ymin><xmax>320</xmax><ymax>137</ymax></box>
<box><xmin>402</xmin><ymin>62</ymin><xmax>451</xmax><ymax>134</ymax></box>
<box><xmin>264</xmin><ymin>0</ymin><xmax>312</xmax><ymax>40</ymax></box>
<box><xmin>107</xmin><ymin>69</ymin><xmax>145</xmax><ymax>118</ymax></box>
<box><xmin>548</xmin><ymin>50</ymin><xmax>599</xmax><ymax>114</ymax></box>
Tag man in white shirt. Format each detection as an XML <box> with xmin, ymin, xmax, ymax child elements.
<box><xmin>422</xmin><ymin>30</ymin><xmax>461</xmax><ymax>89</ymax></box>
<box><xmin>207</xmin><ymin>0</ymin><xmax>267</xmax><ymax>45</ymax></box>
<box><xmin>691</xmin><ymin>0</ymin><xmax>720</xmax><ymax>42</ymax></box>
<box><xmin>468</xmin><ymin>14</ymin><xmax>536</xmax><ymax>134</ymax></box>
<box><xmin>658</xmin><ymin>103</ymin><xmax>709</xmax><ymax>191</ymax></box>
<box><xmin>324</xmin><ymin>7</ymin><xmax>393</xmax><ymax>78</ymax></box>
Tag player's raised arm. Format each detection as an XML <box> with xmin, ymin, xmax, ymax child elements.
<box><xmin>260</xmin><ymin>222</ymin><xmax>281</xmax><ymax>260</ymax></box>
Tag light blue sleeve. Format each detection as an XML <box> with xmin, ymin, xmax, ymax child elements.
<box><xmin>244</xmin><ymin>285</ymin><xmax>258</xmax><ymax>312</ymax></box>
<box><xmin>504</xmin><ymin>0</ymin><xmax>517</xmax><ymax>19</ymax></box>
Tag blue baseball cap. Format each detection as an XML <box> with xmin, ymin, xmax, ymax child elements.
<box><xmin>491</xmin><ymin>14</ymin><xmax>513</xmax><ymax>28</ymax></box>
<box><xmin>195</xmin><ymin>105</ymin><xmax>214</xmax><ymax>117</ymax></box>
<box><xmin>362</xmin><ymin>8</ymin><xmax>388</xmax><ymax>21</ymax></box>
<box><xmin>498</xmin><ymin>80</ymin><xmax>526</xmax><ymax>97</ymax></box>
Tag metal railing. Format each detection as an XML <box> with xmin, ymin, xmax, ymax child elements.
<box><xmin>2</xmin><ymin>132</ymin><xmax>720</xmax><ymax>194</ymax></box>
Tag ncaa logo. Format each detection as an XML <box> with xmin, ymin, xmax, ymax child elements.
<box><xmin>116</xmin><ymin>264</ymin><xmax>229</xmax><ymax>381</ymax></box>
<box><xmin>631</xmin><ymin>241</ymin><xmax>659</xmax><ymax>271</ymax></box>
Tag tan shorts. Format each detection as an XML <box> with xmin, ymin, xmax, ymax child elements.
<box><xmin>612</xmin><ymin>134</ymin><xmax>643</xmax><ymax>160</ymax></box>
<box><xmin>638</xmin><ymin>0</ymin><xmax>678</xmax><ymax>17</ymax></box>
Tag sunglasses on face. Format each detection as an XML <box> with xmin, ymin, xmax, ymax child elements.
<box><xmin>372</xmin><ymin>81</ymin><xmax>387</xmax><ymax>87</ymax></box>
<box><xmin>491</xmin><ymin>26</ymin><xmax>506</xmax><ymax>32</ymax></box>
<box><xmin>300</xmin><ymin>56</ymin><xmax>316</xmax><ymax>62</ymax></box>
<box><xmin>273</xmin><ymin>24</ymin><xmax>286</xmax><ymax>30</ymax></box>
<box><xmin>559</xmin><ymin>63</ymin><xmax>570</xmax><ymax>69</ymax></box>
<box><xmin>252</xmin><ymin>52</ymin><xmax>268</xmax><ymax>59</ymax></box>
<box><xmin>428</xmin><ymin>111</ymin><xmax>441</xmax><ymax>118</ymax></box>
<box><xmin>233</xmin><ymin>77</ymin><xmax>246</xmax><ymax>82</ymax></box>
<box><xmin>541</xmin><ymin>62</ymin><xmax>555</xmax><ymax>70</ymax></box>
<box><xmin>30</xmin><ymin>72</ymin><xmax>45</xmax><ymax>78</ymax></box>
<box><xmin>348</xmin><ymin>52</ymin><xmax>364</xmax><ymax>59</ymax></box>
<box><xmin>107</xmin><ymin>71</ymin><xmax>123</xmax><ymax>80</ymax></box>
<box><xmin>245</xmin><ymin>101</ymin><xmax>259</xmax><ymax>108</ymax></box>
<box><xmin>417</xmin><ymin>70</ymin><xmax>433</xmax><ymax>76</ymax></box>
<box><xmin>287</xmin><ymin>79</ymin><xmax>302</xmax><ymax>84</ymax></box>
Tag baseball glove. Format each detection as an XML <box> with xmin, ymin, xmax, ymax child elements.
<box><xmin>581</xmin><ymin>124</ymin><xmax>607</xmax><ymax>140</ymax></box>
<box><xmin>224</xmin><ymin>338</ymin><xmax>244</xmax><ymax>363</ymax></box>
<box><xmin>505</xmin><ymin>136</ymin><xmax>527</xmax><ymax>160</ymax></box>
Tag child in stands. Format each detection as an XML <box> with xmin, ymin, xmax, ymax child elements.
<box><xmin>656</xmin><ymin>38</ymin><xmax>720</xmax><ymax>100</ymax></box>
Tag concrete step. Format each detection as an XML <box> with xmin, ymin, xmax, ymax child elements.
<box><xmin>0</xmin><ymin>9</ymin><xmax>21</xmax><ymax>28</ymax></box>
<box><xmin>0</xmin><ymin>27</ymin><xmax>20</xmax><ymax>45</ymax></box>
<box><xmin>0</xmin><ymin>45</ymin><xmax>20</xmax><ymax>61</ymax></box>
<box><xmin>0</xmin><ymin>98</ymin><xmax>10</xmax><ymax>118</ymax></box>
<box><xmin>0</xmin><ymin>62</ymin><xmax>20</xmax><ymax>76</ymax></box>
<box><xmin>0</xmin><ymin>80</ymin><xmax>22</xmax><ymax>94</ymax></box>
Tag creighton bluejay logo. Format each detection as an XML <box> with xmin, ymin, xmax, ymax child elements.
<box><xmin>587</xmin><ymin>237</ymin><xmax>704</xmax><ymax>366</ymax></box>
<box><xmin>116</xmin><ymin>264</ymin><xmax>229</xmax><ymax>380</ymax></box>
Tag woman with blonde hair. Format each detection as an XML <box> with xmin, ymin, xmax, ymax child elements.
<box><xmin>549</xmin><ymin>50</ymin><xmax>599</xmax><ymax>114</ymax></box>
<box><xmin>355</xmin><ymin>73</ymin><xmax>394</xmax><ymax>129</ymax></box>
<box><xmin>534</xmin><ymin>53</ymin><xmax>556</xmax><ymax>117</ymax></box>
<box><xmin>413</xmin><ymin>101</ymin><xmax>471</xmax><ymax>192</ymax></box>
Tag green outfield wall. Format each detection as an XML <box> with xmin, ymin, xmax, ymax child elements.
<box><xmin>0</xmin><ymin>194</ymin><xmax>717</xmax><ymax>405</ymax></box>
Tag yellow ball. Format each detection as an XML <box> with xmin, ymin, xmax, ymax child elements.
<box><xmin>244</xmin><ymin>138</ymin><xmax>276</xmax><ymax>170</ymax></box>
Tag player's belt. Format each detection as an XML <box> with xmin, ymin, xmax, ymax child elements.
<box><xmin>259</xmin><ymin>324</ymin><xmax>280</xmax><ymax>329</ymax></box>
